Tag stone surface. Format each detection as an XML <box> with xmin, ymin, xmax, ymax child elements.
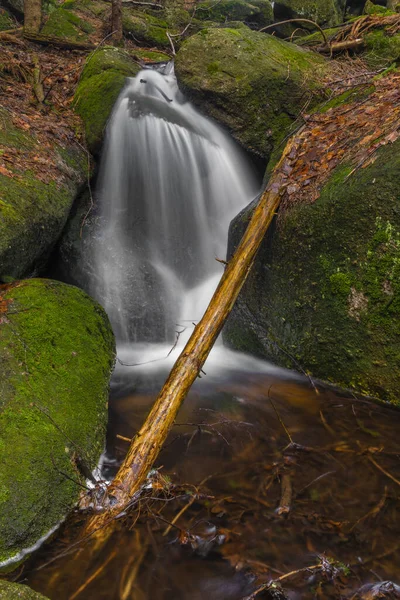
<box><xmin>195</xmin><ymin>0</ymin><xmax>273</xmax><ymax>26</ymax></box>
<box><xmin>224</xmin><ymin>141</ymin><xmax>400</xmax><ymax>405</ymax></box>
<box><xmin>0</xmin><ymin>581</ymin><xmax>49</xmax><ymax>599</ymax></box>
<box><xmin>175</xmin><ymin>26</ymin><xmax>327</xmax><ymax>159</ymax></box>
<box><xmin>0</xmin><ymin>279</ymin><xmax>115</xmax><ymax>568</ymax></box>
<box><xmin>273</xmin><ymin>0</ymin><xmax>344</xmax><ymax>28</ymax></box>
<box><xmin>74</xmin><ymin>47</ymin><xmax>140</xmax><ymax>154</ymax></box>
<box><xmin>0</xmin><ymin>109</ymin><xmax>86</xmax><ymax>283</ymax></box>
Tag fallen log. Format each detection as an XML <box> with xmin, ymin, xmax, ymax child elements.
<box><xmin>83</xmin><ymin>131</ymin><xmax>304</xmax><ymax>538</ymax></box>
<box><xmin>23</xmin><ymin>32</ymin><xmax>95</xmax><ymax>50</ymax></box>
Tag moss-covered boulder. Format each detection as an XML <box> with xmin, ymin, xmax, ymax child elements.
<box><xmin>195</xmin><ymin>0</ymin><xmax>273</xmax><ymax>27</ymax></box>
<box><xmin>0</xmin><ymin>279</ymin><xmax>115</xmax><ymax>569</ymax></box>
<box><xmin>74</xmin><ymin>47</ymin><xmax>140</xmax><ymax>154</ymax></box>
<box><xmin>224</xmin><ymin>141</ymin><xmax>400</xmax><ymax>405</ymax></box>
<box><xmin>175</xmin><ymin>27</ymin><xmax>327</xmax><ymax>158</ymax></box>
<box><xmin>274</xmin><ymin>0</ymin><xmax>344</xmax><ymax>28</ymax></box>
<box><xmin>40</xmin><ymin>7</ymin><xmax>94</xmax><ymax>42</ymax></box>
<box><xmin>0</xmin><ymin>581</ymin><xmax>49</xmax><ymax>599</ymax></box>
<box><xmin>0</xmin><ymin>109</ymin><xmax>86</xmax><ymax>283</ymax></box>
<box><xmin>122</xmin><ymin>10</ymin><xmax>171</xmax><ymax>48</ymax></box>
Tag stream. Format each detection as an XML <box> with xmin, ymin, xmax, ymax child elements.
<box><xmin>18</xmin><ymin>63</ymin><xmax>400</xmax><ymax>598</ymax></box>
<box><xmin>23</xmin><ymin>352</ymin><xmax>400</xmax><ymax>599</ymax></box>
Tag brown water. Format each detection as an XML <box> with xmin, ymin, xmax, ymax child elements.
<box><xmin>20</xmin><ymin>361</ymin><xmax>400</xmax><ymax>599</ymax></box>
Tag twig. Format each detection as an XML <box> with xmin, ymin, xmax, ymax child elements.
<box><xmin>69</xmin><ymin>550</ymin><xmax>117</xmax><ymax>600</ymax></box>
<box><xmin>162</xmin><ymin>496</ymin><xmax>195</xmax><ymax>536</ymax></box>
<box><xmin>166</xmin><ymin>31</ymin><xmax>176</xmax><ymax>56</ymax></box>
<box><xmin>368</xmin><ymin>456</ymin><xmax>400</xmax><ymax>487</ymax></box>
<box><xmin>276</xmin><ymin>473</ymin><xmax>292</xmax><ymax>515</ymax></box>
<box><xmin>268</xmin><ymin>388</ymin><xmax>293</xmax><ymax>445</ymax></box>
<box><xmin>241</xmin><ymin>564</ymin><xmax>322</xmax><ymax>599</ymax></box>
<box><xmin>259</xmin><ymin>18</ymin><xmax>328</xmax><ymax>47</ymax></box>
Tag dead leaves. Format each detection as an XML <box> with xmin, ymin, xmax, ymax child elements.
<box><xmin>278</xmin><ymin>71</ymin><xmax>400</xmax><ymax>211</ymax></box>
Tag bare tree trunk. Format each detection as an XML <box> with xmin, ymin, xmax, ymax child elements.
<box><xmin>111</xmin><ymin>0</ymin><xmax>123</xmax><ymax>44</ymax></box>
<box><xmin>83</xmin><ymin>132</ymin><xmax>303</xmax><ymax>539</ymax></box>
<box><xmin>24</xmin><ymin>0</ymin><xmax>42</xmax><ymax>34</ymax></box>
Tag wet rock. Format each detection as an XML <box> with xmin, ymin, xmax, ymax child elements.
<box><xmin>175</xmin><ymin>26</ymin><xmax>327</xmax><ymax>159</ymax></box>
<box><xmin>350</xmin><ymin>581</ymin><xmax>400</xmax><ymax>599</ymax></box>
<box><xmin>0</xmin><ymin>109</ymin><xmax>86</xmax><ymax>283</ymax></box>
<box><xmin>0</xmin><ymin>581</ymin><xmax>49</xmax><ymax>599</ymax></box>
<box><xmin>74</xmin><ymin>47</ymin><xmax>140</xmax><ymax>154</ymax></box>
<box><xmin>0</xmin><ymin>279</ymin><xmax>115</xmax><ymax>569</ymax></box>
<box><xmin>224</xmin><ymin>140</ymin><xmax>400</xmax><ymax>405</ymax></box>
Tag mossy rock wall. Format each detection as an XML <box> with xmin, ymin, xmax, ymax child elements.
<box><xmin>0</xmin><ymin>279</ymin><xmax>115</xmax><ymax>569</ymax></box>
<box><xmin>196</xmin><ymin>0</ymin><xmax>273</xmax><ymax>27</ymax></box>
<box><xmin>273</xmin><ymin>0</ymin><xmax>343</xmax><ymax>28</ymax></box>
<box><xmin>224</xmin><ymin>141</ymin><xmax>400</xmax><ymax>405</ymax></box>
<box><xmin>175</xmin><ymin>27</ymin><xmax>327</xmax><ymax>158</ymax></box>
<box><xmin>0</xmin><ymin>110</ymin><xmax>86</xmax><ymax>283</ymax></box>
<box><xmin>74</xmin><ymin>47</ymin><xmax>140</xmax><ymax>154</ymax></box>
<box><xmin>0</xmin><ymin>581</ymin><xmax>49</xmax><ymax>599</ymax></box>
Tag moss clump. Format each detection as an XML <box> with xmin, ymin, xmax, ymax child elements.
<box><xmin>196</xmin><ymin>0</ymin><xmax>273</xmax><ymax>27</ymax></box>
<box><xmin>0</xmin><ymin>110</ymin><xmax>86</xmax><ymax>282</ymax></box>
<box><xmin>133</xmin><ymin>49</ymin><xmax>171</xmax><ymax>62</ymax></box>
<box><xmin>0</xmin><ymin>581</ymin><xmax>49</xmax><ymax>599</ymax></box>
<box><xmin>364</xmin><ymin>1</ymin><xmax>395</xmax><ymax>16</ymax></box>
<box><xmin>41</xmin><ymin>7</ymin><xmax>94</xmax><ymax>41</ymax></box>
<box><xmin>175</xmin><ymin>27</ymin><xmax>327</xmax><ymax>158</ymax></box>
<box><xmin>122</xmin><ymin>10</ymin><xmax>170</xmax><ymax>47</ymax></box>
<box><xmin>0</xmin><ymin>279</ymin><xmax>115</xmax><ymax>568</ymax></box>
<box><xmin>0</xmin><ymin>10</ymin><xmax>14</xmax><ymax>31</ymax></box>
<box><xmin>363</xmin><ymin>30</ymin><xmax>400</xmax><ymax>67</ymax></box>
<box><xmin>74</xmin><ymin>47</ymin><xmax>139</xmax><ymax>154</ymax></box>
<box><xmin>225</xmin><ymin>141</ymin><xmax>400</xmax><ymax>405</ymax></box>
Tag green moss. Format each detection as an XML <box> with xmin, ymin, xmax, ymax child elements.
<box><xmin>133</xmin><ymin>49</ymin><xmax>171</xmax><ymax>61</ymax></box>
<box><xmin>0</xmin><ymin>279</ymin><xmax>115</xmax><ymax>567</ymax></box>
<box><xmin>74</xmin><ymin>48</ymin><xmax>139</xmax><ymax>153</ymax></box>
<box><xmin>175</xmin><ymin>27</ymin><xmax>327</xmax><ymax>158</ymax></box>
<box><xmin>329</xmin><ymin>271</ymin><xmax>352</xmax><ymax>295</ymax></box>
<box><xmin>0</xmin><ymin>10</ymin><xmax>14</xmax><ymax>31</ymax></box>
<box><xmin>0</xmin><ymin>111</ymin><xmax>86</xmax><ymax>281</ymax></box>
<box><xmin>79</xmin><ymin>46</ymin><xmax>139</xmax><ymax>82</ymax></box>
<box><xmin>41</xmin><ymin>7</ymin><xmax>94</xmax><ymax>41</ymax></box>
<box><xmin>196</xmin><ymin>0</ymin><xmax>273</xmax><ymax>26</ymax></box>
<box><xmin>225</xmin><ymin>141</ymin><xmax>400</xmax><ymax>404</ymax></box>
<box><xmin>0</xmin><ymin>581</ymin><xmax>49</xmax><ymax>599</ymax></box>
<box><xmin>364</xmin><ymin>30</ymin><xmax>400</xmax><ymax>68</ymax></box>
<box><xmin>315</xmin><ymin>85</ymin><xmax>375</xmax><ymax>114</ymax></box>
<box><xmin>122</xmin><ymin>10</ymin><xmax>170</xmax><ymax>47</ymax></box>
<box><xmin>364</xmin><ymin>1</ymin><xmax>395</xmax><ymax>16</ymax></box>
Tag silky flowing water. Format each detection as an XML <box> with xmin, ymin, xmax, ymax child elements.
<box><xmin>18</xmin><ymin>65</ymin><xmax>400</xmax><ymax>598</ymax></box>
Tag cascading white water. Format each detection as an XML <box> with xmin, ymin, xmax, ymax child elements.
<box><xmin>91</xmin><ymin>64</ymin><xmax>259</xmax><ymax>350</ymax></box>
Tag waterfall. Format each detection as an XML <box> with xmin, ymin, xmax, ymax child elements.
<box><xmin>91</xmin><ymin>64</ymin><xmax>259</xmax><ymax>348</ymax></box>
